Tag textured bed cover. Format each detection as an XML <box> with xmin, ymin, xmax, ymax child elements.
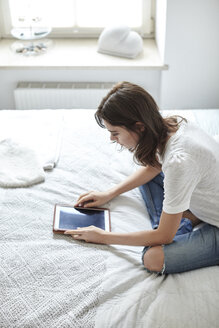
<box><xmin>0</xmin><ymin>109</ymin><xmax>218</xmax><ymax>328</ymax></box>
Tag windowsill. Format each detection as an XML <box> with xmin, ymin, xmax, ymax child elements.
<box><xmin>0</xmin><ymin>38</ymin><xmax>168</xmax><ymax>70</ymax></box>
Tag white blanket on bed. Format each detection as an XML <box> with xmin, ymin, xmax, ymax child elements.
<box><xmin>0</xmin><ymin>109</ymin><xmax>218</xmax><ymax>328</ymax></box>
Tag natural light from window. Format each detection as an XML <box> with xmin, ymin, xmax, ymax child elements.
<box><xmin>76</xmin><ymin>0</ymin><xmax>142</xmax><ymax>27</ymax></box>
<box><xmin>9</xmin><ymin>0</ymin><xmax>142</xmax><ymax>28</ymax></box>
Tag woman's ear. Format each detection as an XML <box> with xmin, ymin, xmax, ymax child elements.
<box><xmin>135</xmin><ymin>122</ymin><xmax>145</xmax><ymax>132</ymax></box>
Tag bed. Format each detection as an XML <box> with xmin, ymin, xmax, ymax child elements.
<box><xmin>0</xmin><ymin>108</ymin><xmax>219</xmax><ymax>328</ymax></box>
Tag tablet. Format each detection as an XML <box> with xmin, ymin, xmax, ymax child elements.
<box><xmin>53</xmin><ymin>204</ymin><xmax>111</xmax><ymax>233</ymax></box>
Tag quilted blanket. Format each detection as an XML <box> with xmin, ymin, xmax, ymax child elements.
<box><xmin>0</xmin><ymin>109</ymin><xmax>219</xmax><ymax>328</ymax></box>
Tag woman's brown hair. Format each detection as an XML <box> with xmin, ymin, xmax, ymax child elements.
<box><xmin>95</xmin><ymin>81</ymin><xmax>185</xmax><ymax>167</ymax></box>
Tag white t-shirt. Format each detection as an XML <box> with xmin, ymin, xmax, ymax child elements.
<box><xmin>160</xmin><ymin>119</ymin><xmax>219</xmax><ymax>228</ymax></box>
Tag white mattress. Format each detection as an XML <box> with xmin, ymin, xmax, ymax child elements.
<box><xmin>0</xmin><ymin>109</ymin><xmax>219</xmax><ymax>328</ymax></box>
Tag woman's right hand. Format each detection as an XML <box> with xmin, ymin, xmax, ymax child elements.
<box><xmin>74</xmin><ymin>191</ymin><xmax>113</xmax><ymax>208</ymax></box>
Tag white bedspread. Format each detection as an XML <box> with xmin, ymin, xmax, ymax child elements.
<box><xmin>0</xmin><ymin>109</ymin><xmax>218</xmax><ymax>328</ymax></box>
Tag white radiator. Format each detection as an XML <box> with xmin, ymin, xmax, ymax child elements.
<box><xmin>14</xmin><ymin>82</ymin><xmax>115</xmax><ymax>109</ymax></box>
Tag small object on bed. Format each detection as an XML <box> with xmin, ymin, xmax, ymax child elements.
<box><xmin>0</xmin><ymin>109</ymin><xmax>64</xmax><ymax>172</ymax></box>
<box><xmin>0</xmin><ymin>138</ymin><xmax>45</xmax><ymax>188</ymax></box>
<box><xmin>97</xmin><ymin>25</ymin><xmax>143</xmax><ymax>59</ymax></box>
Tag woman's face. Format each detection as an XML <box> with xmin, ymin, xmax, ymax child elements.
<box><xmin>103</xmin><ymin>120</ymin><xmax>140</xmax><ymax>151</ymax></box>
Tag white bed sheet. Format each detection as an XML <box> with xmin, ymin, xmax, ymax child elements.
<box><xmin>0</xmin><ymin>109</ymin><xmax>219</xmax><ymax>328</ymax></box>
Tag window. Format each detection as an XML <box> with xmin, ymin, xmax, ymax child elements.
<box><xmin>0</xmin><ymin>0</ymin><xmax>153</xmax><ymax>38</ymax></box>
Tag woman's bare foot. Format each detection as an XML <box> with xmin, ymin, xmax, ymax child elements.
<box><xmin>183</xmin><ymin>210</ymin><xmax>202</xmax><ymax>227</ymax></box>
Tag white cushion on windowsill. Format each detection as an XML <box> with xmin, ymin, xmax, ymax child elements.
<box><xmin>97</xmin><ymin>26</ymin><xmax>143</xmax><ymax>59</ymax></box>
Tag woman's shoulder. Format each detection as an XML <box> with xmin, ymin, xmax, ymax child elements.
<box><xmin>162</xmin><ymin>121</ymin><xmax>219</xmax><ymax>171</ymax></box>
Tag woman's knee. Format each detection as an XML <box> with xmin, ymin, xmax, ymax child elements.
<box><xmin>143</xmin><ymin>245</ymin><xmax>165</xmax><ymax>273</ymax></box>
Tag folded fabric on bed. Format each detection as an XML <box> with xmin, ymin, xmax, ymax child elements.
<box><xmin>0</xmin><ymin>110</ymin><xmax>64</xmax><ymax>171</ymax></box>
<box><xmin>0</xmin><ymin>138</ymin><xmax>45</xmax><ymax>188</ymax></box>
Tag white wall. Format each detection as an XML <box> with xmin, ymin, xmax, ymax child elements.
<box><xmin>155</xmin><ymin>0</ymin><xmax>167</xmax><ymax>63</ymax></box>
<box><xmin>160</xmin><ymin>0</ymin><xmax>219</xmax><ymax>109</ymax></box>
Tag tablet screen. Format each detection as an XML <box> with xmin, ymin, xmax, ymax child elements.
<box><xmin>53</xmin><ymin>205</ymin><xmax>110</xmax><ymax>232</ymax></box>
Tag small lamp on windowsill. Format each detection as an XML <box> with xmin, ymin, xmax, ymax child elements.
<box><xmin>11</xmin><ymin>16</ymin><xmax>52</xmax><ymax>56</ymax></box>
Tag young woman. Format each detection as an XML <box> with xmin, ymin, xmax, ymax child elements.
<box><xmin>64</xmin><ymin>82</ymin><xmax>219</xmax><ymax>274</ymax></box>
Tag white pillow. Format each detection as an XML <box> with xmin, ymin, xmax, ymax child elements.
<box><xmin>97</xmin><ymin>26</ymin><xmax>143</xmax><ymax>59</ymax></box>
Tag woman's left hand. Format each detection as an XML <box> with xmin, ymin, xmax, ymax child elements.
<box><xmin>64</xmin><ymin>226</ymin><xmax>107</xmax><ymax>244</ymax></box>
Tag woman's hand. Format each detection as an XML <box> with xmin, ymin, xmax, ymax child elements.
<box><xmin>64</xmin><ymin>226</ymin><xmax>107</xmax><ymax>244</ymax></box>
<box><xmin>75</xmin><ymin>191</ymin><xmax>113</xmax><ymax>208</ymax></box>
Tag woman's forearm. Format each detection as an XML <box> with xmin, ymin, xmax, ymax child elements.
<box><xmin>104</xmin><ymin>229</ymin><xmax>168</xmax><ymax>246</ymax></box>
<box><xmin>107</xmin><ymin>165</ymin><xmax>161</xmax><ymax>199</ymax></box>
<box><xmin>75</xmin><ymin>165</ymin><xmax>161</xmax><ymax>208</ymax></box>
<box><xmin>65</xmin><ymin>226</ymin><xmax>168</xmax><ymax>246</ymax></box>
<box><xmin>103</xmin><ymin>211</ymin><xmax>182</xmax><ymax>246</ymax></box>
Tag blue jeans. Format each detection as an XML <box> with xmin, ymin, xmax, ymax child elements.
<box><xmin>139</xmin><ymin>172</ymin><xmax>219</xmax><ymax>274</ymax></box>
